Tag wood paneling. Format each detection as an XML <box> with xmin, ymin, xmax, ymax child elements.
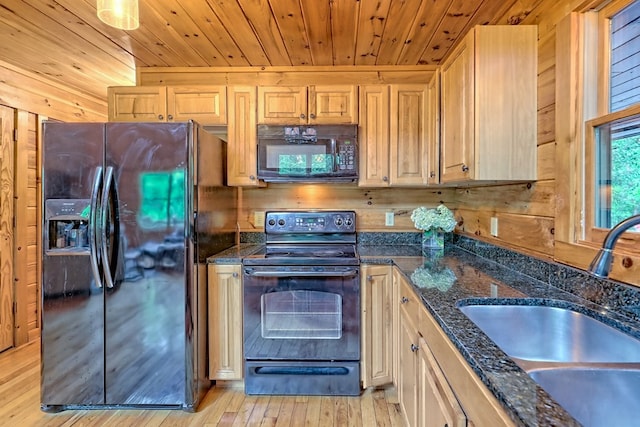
<box><xmin>138</xmin><ymin>66</ymin><xmax>436</xmax><ymax>87</ymax></box>
<box><xmin>2</xmin><ymin>1</ymin><xmax>527</xmax><ymax>101</ymax></box>
<box><xmin>0</xmin><ymin>60</ymin><xmax>107</xmax><ymax>122</ymax></box>
<box><xmin>0</xmin><ymin>108</ymin><xmax>14</xmax><ymax>352</ymax></box>
<box><xmin>239</xmin><ymin>185</ymin><xmax>456</xmax><ymax>232</ymax></box>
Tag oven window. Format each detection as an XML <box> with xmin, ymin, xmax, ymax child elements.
<box><xmin>265</xmin><ymin>145</ymin><xmax>333</xmax><ymax>175</ymax></box>
<box><xmin>261</xmin><ymin>290</ymin><xmax>342</xmax><ymax>339</ymax></box>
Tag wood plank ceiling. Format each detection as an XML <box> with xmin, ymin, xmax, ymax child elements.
<box><xmin>0</xmin><ymin>0</ymin><xmax>528</xmax><ymax>101</ymax></box>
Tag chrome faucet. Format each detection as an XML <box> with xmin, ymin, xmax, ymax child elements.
<box><xmin>588</xmin><ymin>214</ymin><xmax>640</xmax><ymax>278</ymax></box>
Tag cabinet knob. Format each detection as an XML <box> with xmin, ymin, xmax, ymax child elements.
<box><xmin>232</xmin><ymin>272</ymin><xmax>238</xmax><ymax>278</ymax></box>
<box><xmin>461</xmin><ymin>164</ymin><xmax>469</xmax><ymax>172</ymax></box>
<box><xmin>401</xmin><ymin>296</ymin><xmax>409</xmax><ymax>304</ymax></box>
<box><xmin>430</xmin><ymin>171</ymin><xmax>436</xmax><ymax>178</ymax></box>
<box><xmin>309</xmin><ymin>113</ymin><xmax>316</xmax><ymax>119</ymax></box>
<box><xmin>167</xmin><ymin>114</ymin><xmax>173</xmax><ymax>120</ymax></box>
<box><xmin>158</xmin><ymin>114</ymin><xmax>164</xmax><ymax>120</ymax></box>
<box><xmin>410</xmin><ymin>343</ymin><xmax>419</xmax><ymax>352</ymax></box>
<box><xmin>367</xmin><ymin>275</ymin><xmax>373</xmax><ymax>281</ymax></box>
<box><xmin>382</xmin><ymin>176</ymin><xmax>388</xmax><ymax>182</ymax></box>
<box><xmin>299</xmin><ymin>113</ymin><xmax>306</xmax><ymax>119</ymax></box>
<box><xmin>249</xmin><ymin>175</ymin><xmax>255</xmax><ymax>180</ymax></box>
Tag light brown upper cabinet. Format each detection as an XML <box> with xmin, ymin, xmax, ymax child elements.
<box><xmin>258</xmin><ymin>85</ymin><xmax>357</xmax><ymax>124</ymax></box>
<box><xmin>227</xmin><ymin>86</ymin><xmax>263</xmax><ymax>187</ymax></box>
<box><xmin>440</xmin><ymin>25</ymin><xmax>537</xmax><ymax>183</ymax></box>
<box><xmin>108</xmin><ymin>86</ymin><xmax>227</xmax><ymax>124</ymax></box>
<box><xmin>359</xmin><ymin>84</ymin><xmax>433</xmax><ymax>187</ymax></box>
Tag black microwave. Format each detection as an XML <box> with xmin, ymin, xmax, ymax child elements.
<box><xmin>257</xmin><ymin>124</ymin><xmax>358</xmax><ymax>183</ymax></box>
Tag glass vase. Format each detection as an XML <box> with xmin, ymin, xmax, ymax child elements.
<box><xmin>422</xmin><ymin>229</ymin><xmax>445</xmax><ymax>252</ymax></box>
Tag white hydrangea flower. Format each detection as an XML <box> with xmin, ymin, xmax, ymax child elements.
<box><xmin>410</xmin><ymin>204</ymin><xmax>457</xmax><ymax>232</ymax></box>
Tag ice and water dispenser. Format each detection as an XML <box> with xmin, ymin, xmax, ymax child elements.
<box><xmin>45</xmin><ymin>199</ymin><xmax>90</xmax><ymax>252</ymax></box>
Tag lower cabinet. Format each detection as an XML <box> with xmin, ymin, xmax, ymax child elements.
<box><xmin>207</xmin><ymin>262</ymin><xmax>513</xmax><ymax>426</ymax></box>
<box><xmin>361</xmin><ymin>264</ymin><xmax>394</xmax><ymax>388</ymax></box>
<box><xmin>398</xmin><ymin>299</ymin><xmax>421</xmax><ymax>426</ymax></box>
<box><xmin>419</xmin><ymin>335</ymin><xmax>466</xmax><ymax>427</ymax></box>
<box><xmin>398</xmin><ymin>275</ymin><xmax>465</xmax><ymax>427</ymax></box>
<box><xmin>207</xmin><ymin>264</ymin><xmax>244</xmax><ymax>380</ymax></box>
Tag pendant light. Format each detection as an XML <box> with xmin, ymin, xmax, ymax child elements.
<box><xmin>97</xmin><ymin>0</ymin><xmax>139</xmax><ymax>30</ymax></box>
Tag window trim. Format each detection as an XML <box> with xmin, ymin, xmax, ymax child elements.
<box><xmin>555</xmin><ymin>2</ymin><xmax>640</xmax><ymax>286</ymax></box>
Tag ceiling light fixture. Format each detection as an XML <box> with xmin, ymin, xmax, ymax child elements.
<box><xmin>97</xmin><ymin>0</ymin><xmax>139</xmax><ymax>30</ymax></box>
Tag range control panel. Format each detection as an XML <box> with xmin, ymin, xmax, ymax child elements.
<box><xmin>265</xmin><ymin>211</ymin><xmax>356</xmax><ymax>234</ymax></box>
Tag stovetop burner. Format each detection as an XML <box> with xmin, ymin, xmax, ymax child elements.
<box><xmin>244</xmin><ymin>243</ymin><xmax>359</xmax><ymax>266</ymax></box>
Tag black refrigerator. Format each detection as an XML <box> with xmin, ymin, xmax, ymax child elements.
<box><xmin>40</xmin><ymin>121</ymin><xmax>236</xmax><ymax>412</ymax></box>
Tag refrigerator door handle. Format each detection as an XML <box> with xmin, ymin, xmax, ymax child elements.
<box><xmin>100</xmin><ymin>166</ymin><xmax>118</xmax><ymax>289</ymax></box>
<box><xmin>89</xmin><ymin>166</ymin><xmax>103</xmax><ymax>288</ymax></box>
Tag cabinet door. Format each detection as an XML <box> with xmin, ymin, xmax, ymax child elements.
<box><xmin>228</xmin><ymin>86</ymin><xmax>262</xmax><ymax>186</ymax></box>
<box><xmin>258</xmin><ymin>86</ymin><xmax>307</xmax><ymax>124</ymax></box>
<box><xmin>358</xmin><ymin>85</ymin><xmax>390</xmax><ymax>187</ymax></box>
<box><xmin>309</xmin><ymin>85</ymin><xmax>358</xmax><ymax>124</ymax></box>
<box><xmin>208</xmin><ymin>264</ymin><xmax>243</xmax><ymax>380</ymax></box>
<box><xmin>107</xmin><ymin>86</ymin><xmax>167</xmax><ymax>122</ymax></box>
<box><xmin>419</xmin><ymin>336</ymin><xmax>467</xmax><ymax>427</ymax></box>
<box><xmin>361</xmin><ymin>264</ymin><xmax>393</xmax><ymax>388</ymax></box>
<box><xmin>167</xmin><ymin>86</ymin><xmax>227</xmax><ymax>124</ymax></box>
<box><xmin>426</xmin><ymin>72</ymin><xmax>441</xmax><ymax>185</ymax></box>
<box><xmin>440</xmin><ymin>33</ymin><xmax>474</xmax><ymax>183</ymax></box>
<box><xmin>390</xmin><ymin>84</ymin><xmax>429</xmax><ymax>186</ymax></box>
<box><xmin>474</xmin><ymin>25</ymin><xmax>537</xmax><ymax>181</ymax></box>
<box><xmin>399</xmin><ymin>306</ymin><xmax>419</xmax><ymax>427</ymax></box>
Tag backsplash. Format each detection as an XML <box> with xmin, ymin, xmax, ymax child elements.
<box><xmin>239</xmin><ymin>230</ymin><xmax>640</xmax><ymax>319</ymax></box>
<box><xmin>452</xmin><ymin>234</ymin><xmax>640</xmax><ymax>320</ymax></box>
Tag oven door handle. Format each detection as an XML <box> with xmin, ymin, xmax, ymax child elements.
<box><xmin>244</xmin><ymin>268</ymin><xmax>359</xmax><ymax>278</ymax></box>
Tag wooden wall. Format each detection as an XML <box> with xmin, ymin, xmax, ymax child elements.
<box><xmin>237</xmin><ymin>185</ymin><xmax>456</xmax><ymax>232</ymax></box>
<box><xmin>0</xmin><ymin>60</ymin><xmax>107</xmax><ymax>347</ymax></box>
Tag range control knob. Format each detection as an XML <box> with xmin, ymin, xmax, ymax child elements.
<box><xmin>335</xmin><ymin>217</ymin><xmax>344</xmax><ymax>227</ymax></box>
<box><xmin>267</xmin><ymin>218</ymin><xmax>276</xmax><ymax>227</ymax></box>
<box><xmin>277</xmin><ymin>218</ymin><xmax>286</xmax><ymax>227</ymax></box>
<box><xmin>345</xmin><ymin>217</ymin><xmax>353</xmax><ymax>227</ymax></box>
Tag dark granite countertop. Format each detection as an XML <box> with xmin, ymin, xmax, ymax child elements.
<box><xmin>208</xmin><ymin>241</ymin><xmax>640</xmax><ymax>427</ymax></box>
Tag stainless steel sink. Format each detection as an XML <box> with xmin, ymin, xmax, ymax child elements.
<box><xmin>458</xmin><ymin>302</ymin><xmax>640</xmax><ymax>426</ymax></box>
<box><xmin>528</xmin><ymin>367</ymin><xmax>640</xmax><ymax>427</ymax></box>
<box><xmin>458</xmin><ymin>304</ymin><xmax>640</xmax><ymax>362</ymax></box>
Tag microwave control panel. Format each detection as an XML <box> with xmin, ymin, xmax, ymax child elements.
<box><xmin>338</xmin><ymin>142</ymin><xmax>356</xmax><ymax>170</ymax></box>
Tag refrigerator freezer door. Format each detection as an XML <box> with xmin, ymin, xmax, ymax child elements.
<box><xmin>103</xmin><ymin>122</ymin><xmax>191</xmax><ymax>406</ymax></box>
<box><xmin>41</xmin><ymin>122</ymin><xmax>106</xmax><ymax>409</ymax></box>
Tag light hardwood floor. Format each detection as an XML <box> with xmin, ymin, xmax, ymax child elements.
<box><xmin>0</xmin><ymin>341</ymin><xmax>404</xmax><ymax>426</ymax></box>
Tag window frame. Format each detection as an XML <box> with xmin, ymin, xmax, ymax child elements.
<box><xmin>584</xmin><ymin>0</ymin><xmax>640</xmax><ymax>248</ymax></box>
<box><xmin>555</xmin><ymin>0</ymin><xmax>640</xmax><ymax>285</ymax></box>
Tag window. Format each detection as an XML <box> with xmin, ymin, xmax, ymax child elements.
<box><xmin>584</xmin><ymin>0</ymin><xmax>640</xmax><ymax>245</ymax></box>
<box><xmin>555</xmin><ymin>0</ymin><xmax>640</xmax><ymax>284</ymax></box>
<box><xmin>593</xmin><ymin>113</ymin><xmax>640</xmax><ymax>229</ymax></box>
<box><xmin>137</xmin><ymin>169</ymin><xmax>185</xmax><ymax>230</ymax></box>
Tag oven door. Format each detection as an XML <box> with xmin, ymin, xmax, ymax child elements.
<box><xmin>243</xmin><ymin>265</ymin><xmax>360</xmax><ymax>361</ymax></box>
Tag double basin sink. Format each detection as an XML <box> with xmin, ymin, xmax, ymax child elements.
<box><xmin>458</xmin><ymin>302</ymin><xmax>640</xmax><ymax>427</ymax></box>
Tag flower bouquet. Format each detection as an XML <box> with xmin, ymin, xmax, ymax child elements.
<box><xmin>410</xmin><ymin>204</ymin><xmax>457</xmax><ymax>251</ymax></box>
